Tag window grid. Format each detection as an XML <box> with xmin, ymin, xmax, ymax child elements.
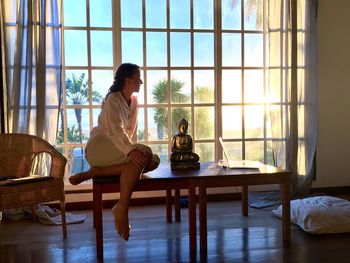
<box><xmin>59</xmin><ymin>0</ymin><xmax>281</xmax><ymax>179</ymax></box>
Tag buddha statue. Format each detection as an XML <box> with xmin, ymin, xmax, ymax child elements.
<box><xmin>170</xmin><ymin>119</ymin><xmax>200</xmax><ymax>170</ymax></box>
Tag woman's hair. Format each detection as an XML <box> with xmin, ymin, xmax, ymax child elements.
<box><xmin>104</xmin><ymin>63</ymin><xmax>140</xmax><ymax>101</ymax></box>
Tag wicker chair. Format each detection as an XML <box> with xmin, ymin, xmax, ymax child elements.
<box><xmin>0</xmin><ymin>133</ymin><xmax>67</xmax><ymax>238</ymax></box>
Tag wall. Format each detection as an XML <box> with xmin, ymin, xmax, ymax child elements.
<box><xmin>315</xmin><ymin>0</ymin><xmax>350</xmax><ymax>187</ymax></box>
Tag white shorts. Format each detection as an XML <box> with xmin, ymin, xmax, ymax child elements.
<box><xmin>85</xmin><ymin>133</ymin><xmax>154</xmax><ymax>167</ymax></box>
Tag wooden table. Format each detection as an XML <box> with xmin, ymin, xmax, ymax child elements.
<box><xmin>92</xmin><ymin>163</ymin><xmax>202</xmax><ymax>260</ymax></box>
<box><xmin>196</xmin><ymin>162</ymin><xmax>291</xmax><ymax>252</ymax></box>
<box><xmin>92</xmin><ymin>162</ymin><xmax>291</xmax><ymax>259</ymax></box>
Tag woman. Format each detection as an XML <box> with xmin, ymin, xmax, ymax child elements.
<box><xmin>69</xmin><ymin>63</ymin><xmax>160</xmax><ymax>241</ymax></box>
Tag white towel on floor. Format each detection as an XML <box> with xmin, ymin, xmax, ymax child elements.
<box><xmin>3</xmin><ymin>204</ymin><xmax>86</xmax><ymax>225</ymax></box>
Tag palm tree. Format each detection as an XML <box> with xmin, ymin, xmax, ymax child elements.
<box><xmin>152</xmin><ymin>79</ymin><xmax>190</xmax><ymax>139</ymax></box>
<box><xmin>231</xmin><ymin>0</ymin><xmax>263</xmax><ymax>28</ymax></box>
<box><xmin>64</xmin><ymin>73</ymin><xmax>103</xmax><ymax>173</ymax></box>
<box><xmin>65</xmin><ymin>73</ymin><xmax>103</xmax><ymax>144</ymax></box>
<box><xmin>194</xmin><ymin>86</ymin><xmax>215</xmax><ymax>161</ymax></box>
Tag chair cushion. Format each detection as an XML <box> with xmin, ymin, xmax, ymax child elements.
<box><xmin>272</xmin><ymin>195</ymin><xmax>350</xmax><ymax>234</ymax></box>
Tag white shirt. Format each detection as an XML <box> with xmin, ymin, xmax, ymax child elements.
<box><xmin>90</xmin><ymin>91</ymin><xmax>138</xmax><ymax>155</ymax></box>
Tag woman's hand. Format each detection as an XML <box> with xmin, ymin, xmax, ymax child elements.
<box><xmin>128</xmin><ymin>148</ymin><xmax>149</xmax><ymax>167</ymax></box>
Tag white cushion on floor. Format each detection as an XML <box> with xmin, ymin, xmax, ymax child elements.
<box><xmin>272</xmin><ymin>195</ymin><xmax>350</xmax><ymax>234</ymax></box>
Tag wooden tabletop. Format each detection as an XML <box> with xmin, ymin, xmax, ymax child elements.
<box><xmin>93</xmin><ymin>162</ymin><xmax>290</xmax><ymax>183</ymax></box>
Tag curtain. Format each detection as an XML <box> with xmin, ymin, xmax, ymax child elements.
<box><xmin>0</xmin><ymin>0</ymin><xmax>62</xmax><ymax>142</ymax></box>
<box><xmin>0</xmin><ymin>0</ymin><xmax>62</xmax><ymax>175</ymax></box>
<box><xmin>0</xmin><ymin>22</ymin><xmax>5</xmax><ymax>133</ymax></box>
<box><xmin>267</xmin><ymin>0</ymin><xmax>318</xmax><ymax>197</ymax></box>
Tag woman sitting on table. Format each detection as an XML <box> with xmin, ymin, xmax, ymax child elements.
<box><xmin>69</xmin><ymin>63</ymin><xmax>160</xmax><ymax>241</ymax></box>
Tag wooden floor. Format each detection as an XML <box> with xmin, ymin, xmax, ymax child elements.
<box><xmin>1</xmin><ymin>200</ymin><xmax>350</xmax><ymax>263</ymax></box>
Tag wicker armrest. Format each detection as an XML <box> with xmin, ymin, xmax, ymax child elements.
<box><xmin>0</xmin><ymin>175</ymin><xmax>54</xmax><ymax>186</ymax></box>
<box><xmin>39</xmin><ymin>141</ymin><xmax>67</xmax><ymax>179</ymax></box>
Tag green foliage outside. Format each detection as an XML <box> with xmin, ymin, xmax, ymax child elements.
<box><xmin>56</xmin><ymin>73</ymin><xmax>103</xmax><ymax>173</ymax></box>
<box><xmin>152</xmin><ymin>79</ymin><xmax>215</xmax><ymax>161</ymax></box>
<box><xmin>152</xmin><ymin>79</ymin><xmax>190</xmax><ymax>139</ymax></box>
<box><xmin>64</xmin><ymin>73</ymin><xmax>103</xmax><ymax>144</ymax></box>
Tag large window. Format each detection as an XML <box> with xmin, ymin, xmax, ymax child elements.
<box><xmin>59</xmin><ymin>0</ymin><xmax>276</xmax><ymax>181</ymax></box>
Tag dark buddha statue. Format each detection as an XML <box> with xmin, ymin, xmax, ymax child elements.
<box><xmin>170</xmin><ymin>119</ymin><xmax>200</xmax><ymax>170</ymax></box>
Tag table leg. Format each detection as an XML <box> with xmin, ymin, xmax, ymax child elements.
<box><xmin>242</xmin><ymin>185</ymin><xmax>248</xmax><ymax>217</ymax></box>
<box><xmin>166</xmin><ymin>189</ymin><xmax>172</xmax><ymax>223</ymax></box>
<box><xmin>94</xmin><ymin>184</ymin><xmax>104</xmax><ymax>259</ymax></box>
<box><xmin>282</xmin><ymin>181</ymin><xmax>291</xmax><ymax>242</ymax></box>
<box><xmin>188</xmin><ymin>180</ymin><xmax>197</xmax><ymax>254</ymax></box>
<box><xmin>175</xmin><ymin>189</ymin><xmax>181</xmax><ymax>222</ymax></box>
<box><xmin>93</xmin><ymin>186</ymin><xmax>97</xmax><ymax>228</ymax></box>
<box><xmin>199</xmin><ymin>182</ymin><xmax>207</xmax><ymax>252</ymax></box>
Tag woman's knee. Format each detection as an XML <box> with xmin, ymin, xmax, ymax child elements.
<box><xmin>134</xmin><ymin>143</ymin><xmax>153</xmax><ymax>154</ymax></box>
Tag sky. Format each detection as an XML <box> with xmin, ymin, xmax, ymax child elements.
<box><xmin>62</xmin><ymin>0</ymin><xmax>264</xmax><ymax>138</ymax></box>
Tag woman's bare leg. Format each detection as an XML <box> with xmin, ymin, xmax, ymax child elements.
<box><xmin>112</xmin><ymin>160</ymin><xmax>145</xmax><ymax>240</ymax></box>
<box><xmin>69</xmin><ymin>164</ymin><xmax>126</xmax><ymax>185</ymax></box>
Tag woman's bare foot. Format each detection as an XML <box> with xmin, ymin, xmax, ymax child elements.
<box><xmin>69</xmin><ymin>167</ymin><xmax>99</xmax><ymax>185</ymax></box>
<box><xmin>112</xmin><ymin>204</ymin><xmax>130</xmax><ymax>241</ymax></box>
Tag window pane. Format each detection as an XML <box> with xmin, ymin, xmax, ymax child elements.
<box><xmin>91</xmin><ymin>70</ymin><xmax>113</xmax><ymax>105</ymax></box>
<box><xmin>269</xmin><ymin>0</ymin><xmax>281</xmax><ymax>29</ymax></box>
<box><xmin>267</xmin><ymin>70</ymin><xmax>281</xmax><ymax>103</ymax></box>
<box><xmin>170</xmin><ymin>70</ymin><xmax>191</xmax><ymax>104</ymax></box>
<box><xmin>222</xmin><ymin>0</ymin><xmax>241</xmax><ymax>30</ymax></box>
<box><xmin>222</xmin><ymin>33</ymin><xmax>241</xmax><ymax>67</ymax></box>
<box><xmin>267</xmin><ymin>105</ymin><xmax>286</xmax><ymax>139</ymax></box>
<box><xmin>194</xmin><ymin>107</ymin><xmax>214</xmax><ymax>140</ymax></box>
<box><xmin>244</xmin><ymin>0</ymin><xmax>263</xmax><ymax>30</ymax></box>
<box><xmin>245</xmin><ymin>141</ymin><xmax>264</xmax><ymax>162</ymax></box>
<box><xmin>244</xmin><ymin>70</ymin><xmax>264</xmax><ymax>103</ymax></box>
<box><xmin>137</xmin><ymin>108</ymin><xmax>145</xmax><ymax>141</ymax></box>
<box><xmin>194</xmin><ymin>70</ymin><xmax>214</xmax><ymax>104</ymax></box>
<box><xmin>5</xmin><ymin>29</ymin><xmax>16</xmax><ymax>65</ymax></box>
<box><xmin>122</xmin><ymin>31</ymin><xmax>143</xmax><ymax>66</ymax></box>
<box><xmin>194</xmin><ymin>33</ymin><xmax>214</xmax><ymax>66</ymax></box>
<box><xmin>146</xmin><ymin>0</ymin><xmax>166</xmax><ymax>28</ymax></box>
<box><xmin>148</xmin><ymin>107</ymin><xmax>168</xmax><ymax>140</ymax></box>
<box><xmin>170</xmin><ymin>32</ymin><xmax>191</xmax><ymax>66</ymax></box>
<box><xmin>147</xmin><ymin>32</ymin><xmax>167</xmax><ymax>66</ymax></box>
<box><xmin>63</xmin><ymin>0</ymin><xmax>86</xmax><ymax>26</ymax></box>
<box><xmin>269</xmin><ymin>32</ymin><xmax>281</xmax><ymax>67</ymax></box>
<box><xmin>222</xmin><ymin>106</ymin><xmax>242</xmax><ymax>139</ymax></box>
<box><xmin>194</xmin><ymin>0</ymin><xmax>213</xmax><ymax>29</ymax></box>
<box><xmin>170</xmin><ymin>0</ymin><xmax>190</xmax><ymax>29</ymax></box>
<box><xmin>64</xmin><ymin>30</ymin><xmax>87</xmax><ymax>66</ymax></box>
<box><xmin>298</xmin><ymin>68</ymin><xmax>305</xmax><ymax>103</ymax></box>
<box><xmin>67</xmin><ymin>108</ymin><xmax>90</xmax><ymax>143</ymax></box>
<box><xmin>137</xmin><ymin>70</ymin><xmax>145</xmax><ymax>105</ymax></box>
<box><xmin>195</xmin><ymin>142</ymin><xmax>214</xmax><ymax>162</ymax></box>
<box><xmin>266</xmin><ymin>141</ymin><xmax>274</xmax><ymax>165</ymax></box>
<box><xmin>244</xmin><ymin>33</ymin><xmax>263</xmax><ymax>67</ymax></box>
<box><xmin>222</xmin><ymin>70</ymin><xmax>242</xmax><ymax>103</ymax></box>
<box><xmin>298</xmin><ymin>105</ymin><xmax>305</xmax><ymax>138</ymax></box>
<box><xmin>171</xmin><ymin>107</ymin><xmax>191</xmax><ymax>136</ymax></box>
<box><xmin>93</xmin><ymin>108</ymin><xmax>101</xmax><ymax>128</ymax></box>
<box><xmin>65</xmin><ymin>70</ymin><xmax>89</xmax><ymax>106</ymax></box>
<box><xmin>57</xmin><ymin>111</ymin><xmax>65</xmax><ymax>145</ymax></box>
<box><xmin>121</xmin><ymin>0</ymin><xmax>142</xmax><ymax>28</ymax></box>
<box><xmin>222</xmin><ymin>141</ymin><xmax>242</xmax><ymax>161</ymax></box>
<box><xmin>90</xmin><ymin>0</ymin><xmax>112</xmax><ymax>27</ymax></box>
<box><xmin>147</xmin><ymin>70</ymin><xmax>168</xmax><ymax>104</ymax></box>
<box><xmin>150</xmin><ymin>144</ymin><xmax>169</xmax><ymax>163</ymax></box>
<box><xmin>91</xmin><ymin>31</ymin><xmax>113</xmax><ymax>66</ymax></box>
<box><xmin>69</xmin><ymin>146</ymin><xmax>90</xmax><ymax>176</ymax></box>
<box><xmin>245</xmin><ymin>105</ymin><xmax>264</xmax><ymax>138</ymax></box>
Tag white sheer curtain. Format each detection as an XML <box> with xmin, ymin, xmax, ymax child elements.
<box><xmin>0</xmin><ymin>0</ymin><xmax>62</xmax><ymax>145</ymax></box>
<box><xmin>267</xmin><ymin>0</ymin><xmax>318</xmax><ymax>197</ymax></box>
